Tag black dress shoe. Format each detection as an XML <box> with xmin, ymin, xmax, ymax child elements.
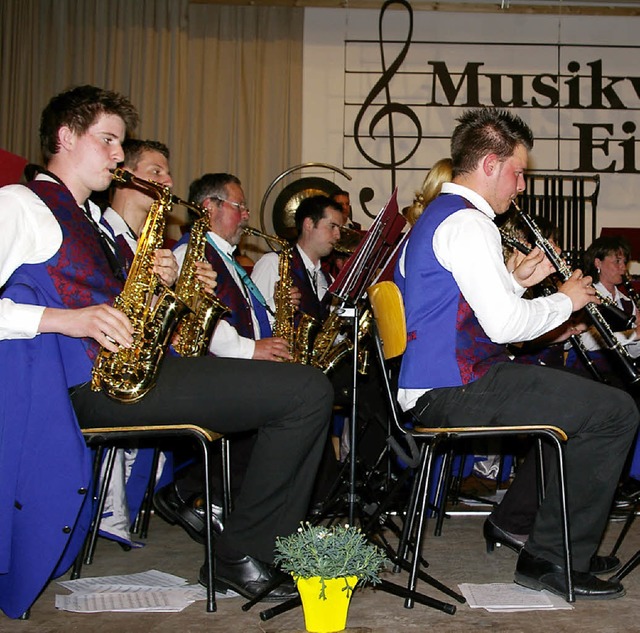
<box><xmin>613</xmin><ymin>478</ymin><xmax>640</xmax><ymax>509</ymax></box>
<box><xmin>483</xmin><ymin>517</ymin><xmax>527</xmax><ymax>554</ymax></box>
<box><xmin>199</xmin><ymin>555</ymin><xmax>297</xmax><ymax>602</ymax></box>
<box><xmin>514</xmin><ymin>548</ymin><xmax>625</xmax><ymax>600</ymax></box>
<box><xmin>590</xmin><ymin>554</ymin><xmax>621</xmax><ymax>575</ymax></box>
<box><xmin>153</xmin><ymin>485</ymin><xmax>224</xmax><ymax>544</ymax></box>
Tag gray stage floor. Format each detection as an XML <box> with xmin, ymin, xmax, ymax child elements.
<box><xmin>1</xmin><ymin>508</ymin><xmax>638</xmax><ymax>633</ymax></box>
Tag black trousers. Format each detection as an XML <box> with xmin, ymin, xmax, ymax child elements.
<box><xmin>71</xmin><ymin>356</ymin><xmax>333</xmax><ymax>563</ymax></box>
<box><xmin>412</xmin><ymin>362</ymin><xmax>639</xmax><ymax>572</ymax></box>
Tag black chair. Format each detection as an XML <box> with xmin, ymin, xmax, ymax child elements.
<box><xmin>366</xmin><ymin>280</ymin><xmax>575</xmax><ymax>605</ymax></box>
<box><xmin>74</xmin><ymin>424</ymin><xmax>228</xmax><ymax>613</ymax></box>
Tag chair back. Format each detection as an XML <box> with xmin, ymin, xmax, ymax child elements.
<box><xmin>367</xmin><ymin>281</ymin><xmax>406</xmax><ymax>360</ymax></box>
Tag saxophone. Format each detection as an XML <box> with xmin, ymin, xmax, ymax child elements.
<box><xmin>310</xmin><ymin>305</ymin><xmax>372</xmax><ymax>375</ymax></box>
<box><xmin>244</xmin><ymin>227</ymin><xmax>319</xmax><ymax>363</ymax></box>
<box><xmin>91</xmin><ymin>169</ymin><xmax>189</xmax><ymax>403</ymax></box>
<box><xmin>172</xmin><ymin>211</ymin><xmax>230</xmax><ymax>356</ymax></box>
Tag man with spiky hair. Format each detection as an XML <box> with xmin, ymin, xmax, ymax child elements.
<box><xmin>395</xmin><ymin>108</ymin><xmax>638</xmax><ymax>600</ymax></box>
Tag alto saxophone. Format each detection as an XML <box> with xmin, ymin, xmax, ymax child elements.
<box><xmin>172</xmin><ymin>210</ymin><xmax>230</xmax><ymax>356</ymax></box>
<box><xmin>310</xmin><ymin>305</ymin><xmax>371</xmax><ymax>375</ymax></box>
<box><xmin>244</xmin><ymin>227</ymin><xmax>319</xmax><ymax>363</ymax></box>
<box><xmin>92</xmin><ymin>168</ymin><xmax>191</xmax><ymax>402</ymax></box>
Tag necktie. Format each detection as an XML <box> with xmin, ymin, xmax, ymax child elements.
<box><xmin>207</xmin><ymin>235</ymin><xmax>273</xmax><ymax>338</ymax></box>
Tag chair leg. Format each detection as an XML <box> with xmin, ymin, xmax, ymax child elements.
<box><xmin>394</xmin><ymin>443</ymin><xmax>428</xmax><ymax>572</ymax></box>
<box><xmin>85</xmin><ymin>446</ymin><xmax>119</xmax><ymax>566</ymax></box>
<box><xmin>135</xmin><ymin>447</ymin><xmax>162</xmax><ymax>539</ymax></box>
<box><xmin>405</xmin><ymin>443</ymin><xmax>437</xmax><ymax>608</ymax></box>
<box><xmin>197</xmin><ymin>434</ymin><xmax>217</xmax><ymax>613</ymax></box>
<box><xmin>433</xmin><ymin>449</ymin><xmax>453</xmax><ymax>536</ymax></box>
<box><xmin>535</xmin><ymin>438</ymin><xmax>546</xmax><ymax>507</ymax></box>
<box><xmin>549</xmin><ymin>434</ymin><xmax>573</xmax><ymax>603</ymax></box>
<box><xmin>71</xmin><ymin>445</ymin><xmax>118</xmax><ymax>579</ymax></box>
<box><xmin>221</xmin><ymin>438</ymin><xmax>232</xmax><ymax>518</ymax></box>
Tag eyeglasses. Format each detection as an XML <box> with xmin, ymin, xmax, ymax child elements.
<box><xmin>213</xmin><ymin>196</ymin><xmax>249</xmax><ymax>213</ymax></box>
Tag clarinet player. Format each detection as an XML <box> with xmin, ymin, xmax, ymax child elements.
<box><xmin>395</xmin><ymin>107</ymin><xmax>639</xmax><ymax>600</ymax></box>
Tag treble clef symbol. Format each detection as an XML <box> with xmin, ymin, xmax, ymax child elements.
<box><xmin>353</xmin><ymin>0</ymin><xmax>421</xmax><ymax>217</ymax></box>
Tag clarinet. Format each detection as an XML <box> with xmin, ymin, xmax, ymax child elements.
<box><xmin>622</xmin><ymin>275</ymin><xmax>640</xmax><ymax>312</ymax></box>
<box><xmin>515</xmin><ymin>206</ymin><xmax>640</xmax><ymax>385</ymax></box>
<box><xmin>500</xmin><ymin>230</ymin><xmax>635</xmax><ymax>329</ymax></box>
<box><xmin>501</xmin><ymin>230</ymin><xmax>607</xmax><ymax>382</ymax></box>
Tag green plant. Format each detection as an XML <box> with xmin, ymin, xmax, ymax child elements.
<box><xmin>274</xmin><ymin>522</ymin><xmax>388</xmax><ymax>599</ymax></box>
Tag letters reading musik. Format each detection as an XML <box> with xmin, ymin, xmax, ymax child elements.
<box><xmin>426</xmin><ymin>59</ymin><xmax>640</xmax><ymax>174</ymax></box>
<box><xmin>428</xmin><ymin>59</ymin><xmax>640</xmax><ymax>110</ymax></box>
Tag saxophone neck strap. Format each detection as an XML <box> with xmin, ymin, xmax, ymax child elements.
<box><xmin>206</xmin><ymin>234</ymin><xmax>274</xmax><ymax>317</ymax></box>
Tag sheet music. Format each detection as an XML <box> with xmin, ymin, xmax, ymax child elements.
<box><xmin>458</xmin><ymin>583</ymin><xmax>573</xmax><ymax>612</ymax></box>
<box><xmin>56</xmin><ymin>569</ymin><xmax>239</xmax><ymax>613</ymax></box>
<box><xmin>58</xmin><ymin>569</ymin><xmax>186</xmax><ymax>592</ymax></box>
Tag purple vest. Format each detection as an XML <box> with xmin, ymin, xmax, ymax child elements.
<box><xmin>24</xmin><ymin>181</ymin><xmax>122</xmax><ymax>384</ymax></box>
<box><xmin>396</xmin><ymin>193</ymin><xmax>509</xmax><ymax>390</ymax></box>
<box><xmin>173</xmin><ymin>233</ymin><xmax>256</xmax><ymax>340</ymax></box>
<box><xmin>291</xmin><ymin>247</ymin><xmax>330</xmax><ymax>325</ymax></box>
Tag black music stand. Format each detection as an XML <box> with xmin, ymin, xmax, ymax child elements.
<box><xmin>242</xmin><ymin>193</ymin><xmax>460</xmax><ymax>618</ymax></box>
<box><xmin>326</xmin><ymin>188</ymin><xmax>406</xmax><ymax>525</ymax></box>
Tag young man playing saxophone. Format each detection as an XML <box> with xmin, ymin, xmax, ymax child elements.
<box><xmin>0</xmin><ymin>85</ymin><xmax>332</xmax><ymax>617</ymax></box>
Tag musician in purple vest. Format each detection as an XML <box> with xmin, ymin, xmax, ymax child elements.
<box><xmin>394</xmin><ymin>108</ymin><xmax>638</xmax><ymax>600</ymax></box>
<box><xmin>99</xmin><ymin>139</ymin><xmax>184</xmax><ymax>546</ymax></box>
<box><xmin>174</xmin><ymin>173</ymin><xmax>291</xmax><ymax>360</ymax></box>
<box><xmin>0</xmin><ymin>85</ymin><xmax>332</xmax><ymax>617</ymax></box>
<box><xmin>156</xmin><ymin>172</ymin><xmax>308</xmax><ymax>551</ymax></box>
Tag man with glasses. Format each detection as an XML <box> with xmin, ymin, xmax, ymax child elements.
<box><xmin>154</xmin><ymin>172</ymin><xmax>305</xmax><ymax>557</ymax></box>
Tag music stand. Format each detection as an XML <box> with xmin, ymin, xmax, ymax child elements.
<box><xmin>327</xmin><ymin>189</ymin><xmax>406</xmax><ymax>525</ymax></box>
<box><xmin>243</xmin><ymin>192</ymin><xmax>459</xmax><ymax>618</ymax></box>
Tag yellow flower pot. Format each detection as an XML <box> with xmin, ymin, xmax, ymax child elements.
<box><xmin>295</xmin><ymin>575</ymin><xmax>358</xmax><ymax>633</ymax></box>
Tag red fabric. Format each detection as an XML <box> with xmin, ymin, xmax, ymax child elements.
<box><xmin>0</xmin><ymin>149</ymin><xmax>27</xmax><ymax>186</ymax></box>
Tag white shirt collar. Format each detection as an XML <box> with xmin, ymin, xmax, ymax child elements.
<box><xmin>440</xmin><ymin>182</ymin><xmax>496</xmax><ymax>219</ymax></box>
<box><xmin>296</xmin><ymin>244</ymin><xmax>321</xmax><ymax>274</ymax></box>
<box><xmin>207</xmin><ymin>230</ymin><xmax>235</xmax><ymax>259</ymax></box>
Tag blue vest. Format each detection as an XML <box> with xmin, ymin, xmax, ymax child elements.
<box><xmin>396</xmin><ymin>193</ymin><xmax>509</xmax><ymax>390</ymax></box>
<box><xmin>0</xmin><ymin>180</ymin><xmax>123</xmax><ymax>618</ymax></box>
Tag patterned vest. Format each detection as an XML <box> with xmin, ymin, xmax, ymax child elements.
<box><xmin>19</xmin><ymin>181</ymin><xmax>123</xmax><ymax>385</ymax></box>
<box><xmin>291</xmin><ymin>246</ymin><xmax>331</xmax><ymax>325</ymax></box>
<box><xmin>396</xmin><ymin>193</ymin><xmax>510</xmax><ymax>390</ymax></box>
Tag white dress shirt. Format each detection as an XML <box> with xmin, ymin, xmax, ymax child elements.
<box><xmin>102</xmin><ymin>207</ymin><xmax>138</xmax><ymax>253</ymax></box>
<box><xmin>173</xmin><ymin>231</ymin><xmax>258</xmax><ymax>359</ymax></box>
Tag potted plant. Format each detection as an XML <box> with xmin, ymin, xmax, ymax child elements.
<box><xmin>274</xmin><ymin>522</ymin><xmax>388</xmax><ymax>633</ymax></box>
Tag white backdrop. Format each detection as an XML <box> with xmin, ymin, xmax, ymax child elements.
<box><xmin>302</xmin><ymin>5</ymin><xmax>640</xmax><ymax>235</ymax></box>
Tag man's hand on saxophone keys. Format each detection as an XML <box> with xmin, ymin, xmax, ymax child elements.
<box><xmin>289</xmin><ymin>285</ymin><xmax>302</xmax><ymax>310</ymax></box>
<box><xmin>153</xmin><ymin>249</ymin><xmax>179</xmax><ymax>287</ymax></box>
<box><xmin>39</xmin><ymin>304</ymin><xmax>134</xmax><ymax>351</ymax></box>
<box><xmin>193</xmin><ymin>261</ymin><xmax>218</xmax><ymax>295</ymax></box>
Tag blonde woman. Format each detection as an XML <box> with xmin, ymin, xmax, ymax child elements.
<box><xmin>404</xmin><ymin>158</ymin><xmax>453</xmax><ymax>225</ymax></box>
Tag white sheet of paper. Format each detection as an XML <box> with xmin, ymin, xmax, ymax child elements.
<box><xmin>458</xmin><ymin>583</ymin><xmax>573</xmax><ymax>611</ymax></box>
